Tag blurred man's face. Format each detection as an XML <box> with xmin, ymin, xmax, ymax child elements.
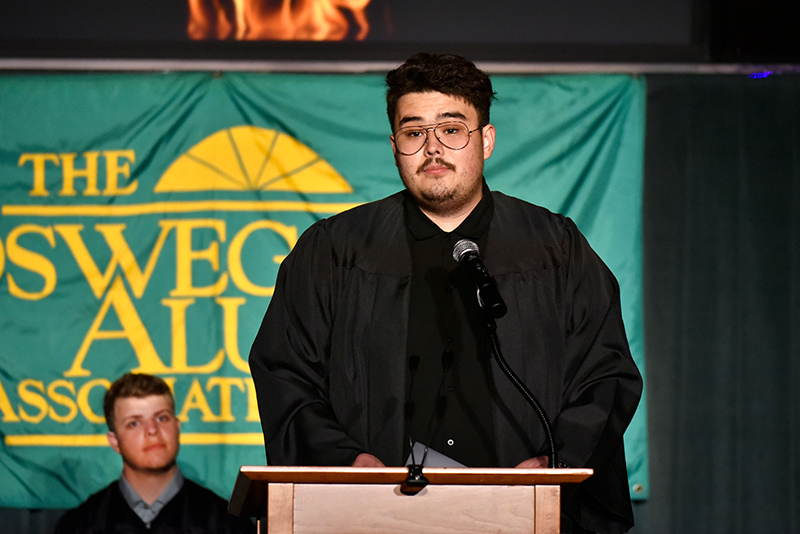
<box><xmin>107</xmin><ymin>394</ymin><xmax>180</xmax><ymax>474</ymax></box>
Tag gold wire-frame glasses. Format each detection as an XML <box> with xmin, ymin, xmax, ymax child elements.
<box><xmin>392</xmin><ymin>120</ymin><xmax>483</xmax><ymax>155</ymax></box>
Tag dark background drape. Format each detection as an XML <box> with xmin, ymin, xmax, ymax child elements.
<box><xmin>3</xmin><ymin>73</ymin><xmax>800</xmax><ymax>533</ymax></box>
<box><xmin>632</xmin><ymin>73</ymin><xmax>800</xmax><ymax>532</ymax></box>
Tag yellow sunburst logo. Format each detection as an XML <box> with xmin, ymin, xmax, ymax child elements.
<box><xmin>154</xmin><ymin>125</ymin><xmax>353</xmax><ymax>193</ymax></box>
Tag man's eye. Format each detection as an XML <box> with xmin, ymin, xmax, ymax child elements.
<box><xmin>441</xmin><ymin>125</ymin><xmax>464</xmax><ymax>135</ymax></box>
<box><xmin>127</xmin><ymin>421</ymin><xmax>139</xmax><ymax>428</ymax></box>
<box><xmin>405</xmin><ymin>130</ymin><xmax>424</xmax><ymax>138</ymax></box>
<box><xmin>157</xmin><ymin>415</ymin><xmax>171</xmax><ymax>422</ymax></box>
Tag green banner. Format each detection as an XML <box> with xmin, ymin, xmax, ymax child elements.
<box><xmin>0</xmin><ymin>71</ymin><xmax>647</xmax><ymax>508</ymax></box>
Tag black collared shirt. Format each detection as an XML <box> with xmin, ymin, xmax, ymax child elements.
<box><xmin>403</xmin><ymin>183</ymin><xmax>497</xmax><ymax>467</ymax></box>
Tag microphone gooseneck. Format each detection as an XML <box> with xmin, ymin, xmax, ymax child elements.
<box><xmin>405</xmin><ymin>355</ymin><xmax>420</xmax><ymax>465</ymax></box>
<box><xmin>486</xmin><ymin>321</ymin><xmax>558</xmax><ymax>469</ymax></box>
<box><xmin>402</xmin><ymin>353</ymin><xmax>429</xmax><ymax>495</ymax></box>
<box><xmin>452</xmin><ymin>239</ymin><xmax>558</xmax><ymax>469</ymax></box>
<box><xmin>402</xmin><ymin>349</ymin><xmax>456</xmax><ymax>494</ymax></box>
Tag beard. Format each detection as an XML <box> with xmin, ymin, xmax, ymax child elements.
<box><xmin>410</xmin><ymin>157</ymin><xmax>482</xmax><ymax>216</ymax></box>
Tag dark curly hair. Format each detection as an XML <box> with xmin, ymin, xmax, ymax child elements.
<box><xmin>385</xmin><ymin>53</ymin><xmax>495</xmax><ymax>131</ymax></box>
<box><xmin>103</xmin><ymin>373</ymin><xmax>174</xmax><ymax>432</ymax></box>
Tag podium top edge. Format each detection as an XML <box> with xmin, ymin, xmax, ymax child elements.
<box><xmin>236</xmin><ymin>465</ymin><xmax>593</xmax><ymax>485</ymax></box>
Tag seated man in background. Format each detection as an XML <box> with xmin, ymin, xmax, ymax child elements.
<box><xmin>54</xmin><ymin>372</ymin><xmax>254</xmax><ymax>534</ymax></box>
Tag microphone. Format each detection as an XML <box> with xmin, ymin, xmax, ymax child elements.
<box><xmin>402</xmin><ymin>350</ymin><xmax>454</xmax><ymax>495</ymax></box>
<box><xmin>452</xmin><ymin>239</ymin><xmax>507</xmax><ymax>319</ymax></box>
<box><xmin>402</xmin><ymin>354</ymin><xmax>428</xmax><ymax>495</ymax></box>
<box><xmin>405</xmin><ymin>355</ymin><xmax>420</xmax><ymax>464</ymax></box>
<box><xmin>453</xmin><ymin>240</ymin><xmax>558</xmax><ymax>468</ymax></box>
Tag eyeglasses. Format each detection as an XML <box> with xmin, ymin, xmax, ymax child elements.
<box><xmin>392</xmin><ymin>121</ymin><xmax>483</xmax><ymax>155</ymax></box>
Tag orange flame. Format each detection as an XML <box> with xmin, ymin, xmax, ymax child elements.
<box><xmin>187</xmin><ymin>0</ymin><xmax>371</xmax><ymax>41</ymax></box>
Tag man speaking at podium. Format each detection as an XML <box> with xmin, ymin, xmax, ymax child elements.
<box><xmin>249</xmin><ymin>53</ymin><xmax>642</xmax><ymax>533</ymax></box>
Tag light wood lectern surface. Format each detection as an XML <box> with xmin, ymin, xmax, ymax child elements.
<box><xmin>229</xmin><ymin>466</ymin><xmax>592</xmax><ymax>534</ymax></box>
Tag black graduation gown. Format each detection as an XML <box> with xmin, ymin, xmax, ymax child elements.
<box><xmin>249</xmin><ymin>190</ymin><xmax>642</xmax><ymax>533</ymax></box>
<box><xmin>53</xmin><ymin>478</ymin><xmax>255</xmax><ymax>534</ymax></box>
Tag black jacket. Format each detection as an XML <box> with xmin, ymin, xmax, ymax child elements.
<box><xmin>250</xmin><ymin>190</ymin><xmax>642</xmax><ymax>533</ymax></box>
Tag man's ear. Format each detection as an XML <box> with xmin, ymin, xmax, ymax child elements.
<box><xmin>482</xmin><ymin>124</ymin><xmax>496</xmax><ymax>160</ymax></box>
<box><xmin>107</xmin><ymin>431</ymin><xmax>121</xmax><ymax>455</ymax></box>
<box><xmin>390</xmin><ymin>135</ymin><xmax>400</xmax><ymax>168</ymax></box>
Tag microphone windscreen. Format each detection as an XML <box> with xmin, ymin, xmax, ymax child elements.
<box><xmin>452</xmin><ymin>238</ymin><xmax>479</xmax><ymax>262</ymax></box>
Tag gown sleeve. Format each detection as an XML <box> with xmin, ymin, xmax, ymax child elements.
<box><xmin>248</xmin><ymin>220</ymin><xmax>364</xmax><ymax>466</ymax></box>
<box><xmin>552</xmin><ymin>218</ymin><xmax>642</xmax><ymax>530</ymax></box>
<box><xmin>554</xmin><ymin>218</ymin><xmax>642</xmax><ymax>469</ymax></box>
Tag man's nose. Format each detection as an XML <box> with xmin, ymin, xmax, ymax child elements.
<box><xmin>424</xmin><ymin>128</ymin><xmax>444</xmax><ymax>154</ymax></box>
<box><xmin>144</xmin><ymin>419</ymin><xmax>159</xmax><ymax>434</ymax></box>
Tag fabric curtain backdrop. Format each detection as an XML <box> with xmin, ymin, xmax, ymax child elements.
<box><xmin>635</xmin><ymin>74</ymin><xmax>800</xmax><ymax>533</ymax></box>
<box><xmin>0</xmin><ymin>71</ymin><xmax>646</xmax><ymax>514</ymax></box>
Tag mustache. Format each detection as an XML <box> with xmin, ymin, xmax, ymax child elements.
<box><xmin>417</xmin><ymin>157</ymin><xmax>456</xmax><ymax>174</ymax></box>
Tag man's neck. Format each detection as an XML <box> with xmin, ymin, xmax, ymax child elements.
<box><xmin>122</xmin><ymin>464</ymin><xmax>177</xmax><ymax>505</ymax></box>
<box><xmin>420</xmin><ymin>194</ymin><xmax>482</xmax><ymax>232</ymax></box>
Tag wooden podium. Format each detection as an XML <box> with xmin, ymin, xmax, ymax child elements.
<box><xmin>229</xmin><ymin>466</ymin><xmax>591</xmax><ymax>534</ymax></box>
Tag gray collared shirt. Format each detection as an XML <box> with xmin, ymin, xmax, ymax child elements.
<box><xmin>118</xmin><ymin>468</ymin><xmax>184</xmax><ymax>528</ymax></box>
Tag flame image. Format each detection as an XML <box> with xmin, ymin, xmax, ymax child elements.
<box><xmin>187</xmin><ymin>0</ymin><xmax>371</xmax><ymax>41</ymax></box>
